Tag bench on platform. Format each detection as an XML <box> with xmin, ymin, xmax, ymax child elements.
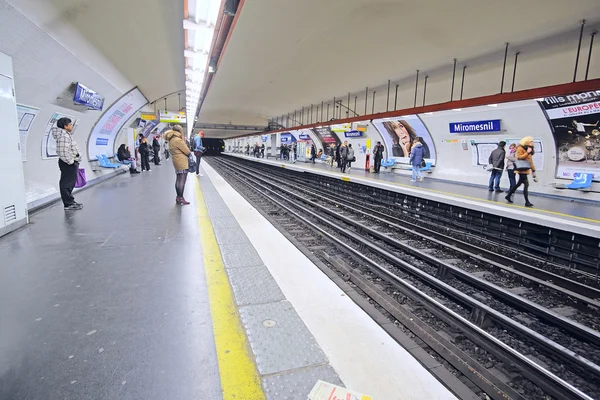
<box><xmin>553</xmin><ymin>173</ymin><xmax>594</xmax><ymax>192</ymax></box>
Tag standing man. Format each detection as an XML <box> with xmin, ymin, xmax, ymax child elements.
<box><xmin>488</xmin><ymin>141</ymin><xmax>506</xmax><ymax>192</ymax></box>
<box><xmin>340</xmin><ymin>141</ymin><xmax>349</xmax><ymax>172</ymax></box>
<box><xmin>193</xmin><ymin>130</ymin><xmax>204</xmax><ymax>176</ymax></box>
<box><xmin>310</xmin><ymin>143</ymin><xmax>316</xmax><ymax>164</ymax></box>
<box><xmin>373</xmin><ymin>141</ymin><xmax>385</xmax><ymax>173</ymax></box>
<box><xmin>52</xmin><ymin>117</ymin><xmax>83</xmax><ymax>211</ymax></box>
<box><xmin>260</xmin><ymin>143</ymin><xmax>265</xmax><ymax>158</ymax></box>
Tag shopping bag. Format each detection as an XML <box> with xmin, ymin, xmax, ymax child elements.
<box><xmin>75</xmin><ymin>168</ymin><xmax>87</xmax><ymax>188</ymax></box>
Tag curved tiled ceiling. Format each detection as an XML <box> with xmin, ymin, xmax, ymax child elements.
<box><xmin>198</xmin><ymin>0</ymin><xmax>600</xmax><ymax>136</ymax></box>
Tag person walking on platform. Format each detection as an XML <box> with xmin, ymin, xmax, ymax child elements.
<box><xmin>346</xmin><ymin>143</ymin><xmax>355</xmax><ymax>172</ymax></box>
<box><xmin>152</xmin><ymin>136</ymin><xmax>161</xmax><ymax>166</ymax></box>
<box><xmin>340</xmin><ymin>141</ymin><xmax>349</xmax><ymax>173</ymax></box>
<box><xmin>260</xmin><ymin>143</ymin><xmax>265</xmax><ymax>158</ymax></box>
<box><xmin>138</xmin><ymin>134</ymin><xmax>151</xmax><ymax>172</ymax></box>
<box><xmin>488</xmin><ymin>141</ymin><xmax>506</xmax><ymax>192</ymax></box>
<box><xmin>505</xmin><ymin>136</ymin><xmax>537</xmax><ymax>207</ymax></box>
<box><xmin>193</xmin><ymin>131</ymin><xmax>204</xmax><ymax>176</ymax></box>
<box><xmin>373</xmin><ymin>141</ymin><xmax>384</xmax><ymax>173</ymax></box>
<box><xmin>409</xmin><ymin>137</ymin><xmax>425</xmax><ymax>182</ymax></box>
<box><xmin>165</xmin><ymin>125</ymin><xmax>192</xmax><ymax>205</ymax></box>
<box><xmin>505</xmin><ymin>143</ymin><xmax>517</xmax><ymax>190</ymax></box>
<box><xmin>310</xmin><ymin>143</ymin><xmax>316</xmax><ymax>164</ymax></box>
<box><xmin>335</xmin><ymin>143</ymin><xmax>341</xmax><ymax>168</ymax></box>
<box><xmin>53</xmin><ymin>117</ymin><xmax>83</xmax><ymax>211</ymax></box>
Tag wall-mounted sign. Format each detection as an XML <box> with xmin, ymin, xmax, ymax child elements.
<box><xmin>140</xmin><ymin>113</ymin><xmax>157</xmax><ymax>121</ymax></box>
<box><xmin>344</xmin><ymin>130</ymin><xmax>363</xmax><ymax>138</ymax></box>
<box><xmin>73</xmin><ymin>83</ymin><xmax>105</xmax><ymax>111</ymax></box>
<box><xmin>449</xmin><ymin>119</ymin><xmax>501</xmax><ymax>134</ymax></box>
<box><xmin>372</xmin><ymin>116</ymin><xmax>436</xmax><ymax>165</ymax></box>
<box><xmin>298</xmin><ymin>132</ymin><xmax>311</xmax><ymax>140</ymax></box>
<box><xmin>261</xmin><ymin>135</ymin><xmax>268</xmax><ymax>142</ymax></box>
<box><xmin>87</xmin><ymin>88</ymin><xmax>148</xmax><ymax>159</ymax></box>
<box><xmin>159</xmin><ymin>111</ymin><xmax>186</xmax><ymax>124</ymax></box>
<box><xmin>311</xmin><ymin>126</ymin><xmax>341</xmax><ymax>149</ymax></box>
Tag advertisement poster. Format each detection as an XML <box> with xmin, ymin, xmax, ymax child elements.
<box><xmin>42</xmin><ymin>112</ymin><xmax>79</xmax><ymax>159</ymax></box>
<box><xmin>470</xmin><ymin>137</ymin><xmax>544</xmax><ymax>171</ymax></box>
<box><xmin>17</xmin><ymin>104</ymin><xmax>40</xmax><ymax>162</ymax></box>
<box><xmin>539</xmin><ymin>89</ymin><xmax>600</xmax><ymax>181</ymax></box>
<box><xmin>87</xmin><ymin>88</ymin><xmax>148</xmax><ymax>160</ymax></box>
<box><xmin>311</xmin><ymin>126</ymin><xmax>341</xmax><ymax>151</ymax></box>
<box><xmin>372</xmin><ymin>115</ymin><xmax>436</xmax><ymax>165</ymax></box>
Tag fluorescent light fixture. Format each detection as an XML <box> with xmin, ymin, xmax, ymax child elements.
<box><xmin>452</xmin><ymin>108</ymin><xmax>462</xmax><ymax>111</ymax></box>
<box><xmin>208</xmin><ymin>65</ymin><xmax>215</xmax><ymax>73</ymax></box>
<box><xmin>487</xmin><ymin>104</ymin><xmax>498</xmax><ymax>107</ymax></box>
<box><xmin>184</xmin><ymin>49</ymin><xmax>209</xmax><ymax>58</ymax></box>
<box><xmin>534</xmin><ymin>98</ymin><xmax>545</xmax><ymax>102</ymax></box>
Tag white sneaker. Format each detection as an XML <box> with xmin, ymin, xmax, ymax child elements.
<box><xmin>410</xmin><ymin>179</ymin><xmax>416</xmax><ymax>182</ymax></box>
<box><xmin>419</xmin><ymin>177</ymin><xmax>424</xmax><ymax>182</ymax></box>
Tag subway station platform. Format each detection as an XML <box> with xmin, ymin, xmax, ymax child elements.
<box><xmin>226</xmin><ymin>153</ymin><xmax>600</xmax><ymax>238</ymax></box>
<box><xmin>0</xmin><ymin>162</ymin><xmax>461</xmax><ymax>400</ymax></box>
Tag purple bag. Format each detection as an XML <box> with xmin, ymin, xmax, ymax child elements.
<box><xmin>75</xmin><ymin>168</ymin><xmax>87</xmax><ymax>188</ymax></box>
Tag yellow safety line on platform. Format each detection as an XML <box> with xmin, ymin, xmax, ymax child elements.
<box><xmin>194</xmin><ymin>180</ymin><xmax>265</xmax><ymax>400</ymax></box>
<box><xmin>334</xmin><ymin>172</ymin><xmax>599</xmax><ymax>225</ymax></box>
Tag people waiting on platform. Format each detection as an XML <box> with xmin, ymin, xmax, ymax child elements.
<box><xmin>53</xmin><ymin>117</ymin><xmax>83</xmax><ymax>211</ymax></box>
<box><xmin>346</xmin><ymin>143</ymin><xmax>355</xmax><ymax>172</ymax></box>
<box><xmin>505</xmin><ymin>143</ymin><xmax>517</xmax><ymax>190</ymax></box>
<box><xmin>505</xmin><ymin>136</ymin><xmax>537</xmax><ymax>207</ymax></box>
<box><xmin>152</xmin><ymin>136</ymin><xmax>161</xmax><ymax>166</ymax></box>
<box><xmin>373</xmin><ymin>141</ymin><xmax>385</xmax><ymax>173</ymax></box>
<box><xmin>193</xmin><ymin>131</ymin><xmax>205</xmax><ymax>175</ymax></box>
<box><xmin>165</xmin><ymin>125</ymin><xmax>192</xmax><ymax>205</ymax></box>
<box><xmin>488</xmin><ymin>141</ymin><xmax>506</xmax><ymax>192</ymax></box>
<box><xmin>138</xmin><ymin>134</ymin><xmax>151</xmax><ymax>172</ymax></box>
<box><xmin>117</xmin><ymin>144</ymin><xmax>140</xmax><ymax>174</ymax></box>
<box><xmin>409</xmin><ymin>137</ymin><xmax>425</xmax><ymax>182</ymax></box>
<box><xmin>340</xmin><ymin>141</ymin><xmax>349</xmax><ymax>173</ymax></box>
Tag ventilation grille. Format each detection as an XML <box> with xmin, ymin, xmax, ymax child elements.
<box><xmin>4</xmin><ymin>205</ymin><xmax>16</xmax><ymax>224</ymax></box>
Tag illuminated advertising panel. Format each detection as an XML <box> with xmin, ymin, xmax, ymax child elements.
<box><xmin>371</xmin><ymin>115</ymin><xmax>436</xmax><ymax>165</ymax></box>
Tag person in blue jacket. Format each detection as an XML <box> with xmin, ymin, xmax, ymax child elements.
<box><xmin>193</xmin><ymin>131</ymin><xmax>204</xmax><ymax>176</ymax></box>
<box><xmin>409</xmin><ymin>137</ymin><xmax>425</xmax><ymax>182</ymax></box>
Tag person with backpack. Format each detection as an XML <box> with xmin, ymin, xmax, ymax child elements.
<box><xmin>346</xmin><ymin>143</ymin><xmax>355</xmax><ymax>172</ymax></box>
<box><xmin>409</xmin><ymin>137</ymin><xmax>425</xmax><ymax>182</ymax></box>
<box><xmin>53</xmin><ymin>117</ymin><xmax>83</xmax><ymax>211</ymax></box>
<box><xmin>193</xmin><ymin>131</ymin><xmax>204</xmax><ymax>176</ymax></box>
<box><xmin>488</xmin><ymin>141</ymin><xmax>506</xmax><ymax>192</ymax></box>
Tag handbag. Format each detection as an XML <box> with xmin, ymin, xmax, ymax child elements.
<box><xmin>75</xmin><ymin>168</ymin><xmax>87</xmax><ymax>188</ymax></box>
<box><xmin>420</xmin><ymin>159</ymin><xmax>426</xmax><ymax>168</ymax></box>
<box><xmin>188</xmin><ymin>154</ymin><xmax>197</xmax><ymax>173</ymax></box>
<box><xmin>514</xmin><ymin>159</ymin><xmax>531</xmax><ymax>171</ymax></box>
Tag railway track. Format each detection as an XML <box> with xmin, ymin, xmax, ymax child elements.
<box><xmin>207</xmin><ymin>156</ymin><xmax>600</xmax><ymax>400</ymax></box>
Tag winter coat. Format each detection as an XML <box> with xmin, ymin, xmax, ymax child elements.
<box><xmin>347</xmin><ymin>147</ymin><xmax>355</xmax><ymax>160</ymax></box>
<box><xmin>506</xmin><ymin>149</ymin><xmax>516</xmax><ymax>170</ymax></box>
<box><xmin>52</xmin><ymin>128</ymin><xmax>81</xmax><ymax>165</ymax></box>
<box><xmin>117</xmin><ymin>145</ymin><xmax>131</xmax><ymax>161</ymax></box>
<box><xmin>152</xmin><ymin>138</ymin><xmax>160</xmax><ymax>150</ymax></box>
<box><xmin>488</xmin><ymin>146</ymin><xmax>506</xmax><ymax>169</ymax></box>
<box><xmin>409</xmin><ymin>142</ymin><xmax>424</xmax><ymax>166</ymax></box>
<box><xmin>340</xmin><ymin>145</ymin><xmax>349</xmax><ymax>159</ymax></box>
<box><xmin>138</xmin><ymin>139</ymin><xmax>149</xmax><ymax>155</ymax></box>
<box><xmin>515</xmin><ymin>145</ymin><xmax>535</xmax><ymax>175</ymax></box>
<box><xmin>164</xmin><ymin>130</ymin><xmax>191</xmax><ymax>171</ymax></box>
<box><xmin>373</xmin><ymin>144</ymin><xmax>384</xmax><ymax>159</ymax></box>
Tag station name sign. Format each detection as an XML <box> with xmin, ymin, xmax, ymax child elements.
<box><xmin>73</xmin><ymin>83</ymin><xmax>104</xmax><ymax>111</ymax></box>
<box><xmin>344</xmin><ymin>130</ymin><xmax>363</xmax><ymax>137</ymax></box>
<box><xmin>449</xmin><ymin>119</ymin><xmax>501</xmax><ymax>134</ymax></box>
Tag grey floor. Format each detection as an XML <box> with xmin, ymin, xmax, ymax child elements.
<box><xmin>259</xmin><ymin>155</ymin><xmax>600</xmax><ymax>220</ymax></box>
<box><xmin>0</xmin><ymin>164</ymin><xmax>222</xmax><ymax>400</ymax></box>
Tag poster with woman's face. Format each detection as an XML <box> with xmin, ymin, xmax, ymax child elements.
<box><xmin>372</xmin><ymin>116</ymin><xmax>436</xmax><ymax>165</ymax></box>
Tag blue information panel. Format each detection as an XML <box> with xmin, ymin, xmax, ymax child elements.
<box><xmin>449</xmin><ymin>119</ymin><xmax>501</xmax><ymax>134</ymax></box>
<box><xmin>344</xmin><ymin>130</ymin><xmax>363</xmax><ymax>137</ymax></box>
<box><xmin>74</xmin><ymin>83</ymin><xmax>105</xmax><ymax>111</ymax></box>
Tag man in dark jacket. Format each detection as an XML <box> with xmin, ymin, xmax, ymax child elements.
<box><xmin>373</xmin><ymin>141</ymin><xmax>385</xmax><ymax>173</ymax></box>
<box><xmin>152</xmin><ymin>136</ymin><xmax>161</xmax><ymax>165</ymax></box>
<box><xmin>488</xmin><ymin>141</ymin><xmax>506</xmax><ymax>192</ymax></box>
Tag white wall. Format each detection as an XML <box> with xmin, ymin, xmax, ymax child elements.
<box><xmin>0</xmin><ymin>1</ymin><xmax>133</xmax><ymax>207</ymax></box>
